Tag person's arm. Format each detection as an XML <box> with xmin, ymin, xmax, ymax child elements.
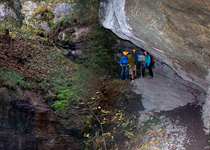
<box><xmin>120</xmin><ymin>57</ymin><xmax>123</xmax><ymax>66</ymax></box>
<box><xmin>127</xmin><ymin>56</ymin><xmax>130</xmax><ymax>64</ymax></box>
<box><xmin>135</xmin><ymin>55</ymin><xmax>139</xmax><ymax>65</ymax></box>
<box><xmin>148</xmin><ymin>55</ymin><xmax>151</xmax><ymax>66</ymax></box>
<box><xmin>144</xmin><ymin>56</ymin><xmax>147</xmax><ymax>67</ymax></box>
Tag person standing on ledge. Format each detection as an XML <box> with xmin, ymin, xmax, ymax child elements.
<box><xmin>120</xmin><ymin>51</ymin><xmax>129</xmax><ymax>80</ymax></box>
<box><xmin>142</xmin><ymin>51</ymin><xmax>153</xmax><ymax>78</ymax></box>
<box><xmin>128</xmin><ymin>52</ymin><xmax>136</xmax><ymax>80</ymax></box>
<box><xmin>132</xmin><ymin>49</ymin><xmax>138</xmax><ymax>78</ymax></box>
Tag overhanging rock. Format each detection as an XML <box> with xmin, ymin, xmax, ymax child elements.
<box><xmin>100</xmin><ymin>0</ymin><xmax>210</xmax><ymax>91</ymax></box>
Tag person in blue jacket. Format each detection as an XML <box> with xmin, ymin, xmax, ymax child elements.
<box><xmin>142</xmin><ymin>51</ymin><xmax>153</xmax><ymax>78</ymax></box>
<box><xmin>120</xmin><ymin>51</ymin><xmax>129</xmax><ymax>80</ymax></box>
<box><xmin>132</xmin><ymin>49</ymin><xmax>139</xmax><ymax>77</ymax></box>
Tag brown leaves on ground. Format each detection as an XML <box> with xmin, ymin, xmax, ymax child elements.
<box><xmin>0</xmin><ymin>35</ymin><xmax>76</xmax><ymax>91</ymax></box>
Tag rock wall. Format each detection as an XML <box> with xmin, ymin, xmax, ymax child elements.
<box><xmin>0</xmin><ymin>1</ymin><xmax>73</xmax><ymax>30</ymax></box>
<box><xmin>0</xmin><ymin>5</ymin><xmax>16</xmax><ymax>21</ymax></box>
<box><xmin>100</xmin><ymin>0</ymin><xmax>210</xmax><ymax>90</ymax></box>
<box><xmin>100</xmin><ymin>0</ymin><xmax>210</xmax><ymax>133</ymax></box>
<box><xmin>0</xmin><ymin>87</ymin><xmax>82</xmax><ymax>150</ymax></box>
<box><xmin>133</xmin><ymin>63</ymin><xmax>206</xmax><ymax>112</ymax></box>
<box><xmin>203</xmin><ymin>88</ymin><xmax>210</xmax><ymax>133</ymax></box>
<box><xmin>53</xmin><ymin>3</ymin><xmax>74</xmax><ymax>20</ymax></box>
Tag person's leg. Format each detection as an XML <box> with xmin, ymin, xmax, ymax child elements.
<box><xmin>121</xmin><ymin>66</ymin><xmax>125</xmax><ymax>80</ymax></box>
<box><xmin>148</xmin><ymin>65</ymin><xmax>153</xmax><ymax>77</ymax></box>
<box><xmin>142</xmin><ymin>66</ymin><xmax>145</xmax><ymax>77</ymax></box>
<box><xmin>140</xmin><ymin>62</ymin><xmax>142</xmax><ymax>77</ymax></box>
<box><xmin>125</xmin><ymin>66</ymin><xmax>129</xmax><ymax>80</ymax></box>
<box><xmin>130</xmin><ymin>66</ymin><xmax>134</xmax><ymax>80</ymax></box>
<box><xmin>134</xmin><ymin>65</ymin><xmax>137</xmax><ymax>77</ymax></box>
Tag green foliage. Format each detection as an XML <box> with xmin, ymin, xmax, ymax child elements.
<box><xmin>47</xmin><ymin>0</ymin><xmax>75</xmax><ymax>5</ymax></box>
<box><xmin>50</xmin><ymin>14</ymin><xmax>73</xmax><ymax>32</ymax></box>
<box><xmin>51</xmin><ymin>99</ymin><xmax>70</xmax><ymax>112</ymax></box>
<box><xmin>0</xmin><ymin>24</ymin><xmax>8</xmax><ymax>30</ymax></box>
<box><xmin>52</xmin><ymin>88</ymin><xmax>79</xmax><ymax>113</ymax></box>
<box><xmin>0</xmin><ymin>68</ymin><xmax>37</xmax><ymax>90</ymax></box>
<box><xmin>28</xmin><ymin>4</ymin><xmax>55</xmax><ymax>30</ymax></box>
<box><xmin>28</xmin><ymin>50</ymin><xmax>76</xmax><ymax>94</ymax></box>
<box><xmin>78</xmin><ymin>26</ymin><xmax>120</xmax><ymax>78</ymax></box>
<box><xmin>57</xmin><ymin>88</ymin><xmax>78</xmax><ymax>101</ymax></box>
<box><xmin>49</xmin><ymin>0</ymin><xmax>100</xmax><ymax>40</ymax></box>
<box><xmin>49</xmin><ymin>0</ymin><xmax>100</xmax><ymax>29</ymax></box>
<box><xmin>73</xmin><ymin>0</ymin><xmax>99</xmax><ymax>25</ymax></box>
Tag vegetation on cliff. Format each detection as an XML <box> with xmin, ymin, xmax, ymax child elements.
<box><xmin>0</xmin><ymin>0</ymin><xmax>145</xmax><ymax>149</ymax></box>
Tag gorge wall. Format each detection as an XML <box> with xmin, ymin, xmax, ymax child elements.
<box><xmin>100</xmin><ymin>0</ymin><xmax>210</xmax><ymax>132</ymax></box>
<box><xmin>0</xmin><ymin>87</ymin><xmax>82</xmax><ymax>150</ymax></box>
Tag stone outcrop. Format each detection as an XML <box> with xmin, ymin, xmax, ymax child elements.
<box><xmin>0</xmin><ymin>87</ymin><xmax>82</xmax><ymax>150</ymax></box>
<box><xmin>100</xmin><ymin>0</ymin><xmax>210</xmax><ymax>90</ymax></box>
<box><xmin>100</xmin><ymin>0</ymin><xmax>210</xmax><ymax>133</ymax></box>
<box><xmin>133</xmin><ymin>63</ymin><xmax>206</xmax><ymax>112</ymax></box>
<box><xmin>0</xmin><ymin>1</ymin><xmax>73</xmax><ymax>30</ymax></box>
<box><xmin>53</xmin><ymin>3</ymin><xmax>74</xmax><ymax>20</ymax></box>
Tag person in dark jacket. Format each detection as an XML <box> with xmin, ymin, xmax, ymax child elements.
<box><xmin>120</xmin><ymin>51</ymin><xmax>129</xmax><ymax>80</ymax></box>
<box><xmin>142</xmin><ymin>51</ymin><xmax>153</xmax><ymax>78</ymax></box>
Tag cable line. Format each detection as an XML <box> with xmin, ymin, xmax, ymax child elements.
<box><xmin>152</xmin><ymin>70</ymin><xmax>207</xmax><ymax>95</ymax></box>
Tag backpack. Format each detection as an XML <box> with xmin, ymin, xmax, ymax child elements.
<box><xmin>151</xmin><ymin>55</ymin><xmax>155</xmax><ymax>67</ymax></box>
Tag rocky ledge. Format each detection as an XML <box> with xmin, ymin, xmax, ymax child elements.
<box><xmin>100</xmin><ymin>0</ymin><xmax>210</xmax><ymax>133</ymax></box>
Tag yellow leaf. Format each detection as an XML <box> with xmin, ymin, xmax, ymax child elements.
<box><xmin>101</xmin><ymin>109</ymin><xmax>109</xmax><ymax>114</ymax></box>
<box><xmin>124</xmin><ymin>131</ymin><xmax>134</xmax><ymax>138</ymax></box>
<box><xmin>158</xmin><ymin>129</ymin><xmax>162</xmax><ymax>133</ymax></box>
<box><xmin>103</xmin><ymin>132</ymin><xmax>111</xmax><ymax>136</ymax></box>
<box><xmin>150</xmin><ymin>139</ymin><xmax>155</xmax><ymax>146</ymax></box>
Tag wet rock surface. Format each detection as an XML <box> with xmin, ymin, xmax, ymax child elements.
<box><xmin>160</xmin><ymin>104</ymin><xmax>209</xmax><ymax>150</ymax></box>
<box><xmin>135</xmin><ymin>104</ymin><xmax>209</xmax><ymax>150</ymax></box>
<box><xmin>0</xmin><ymin>87</ymin><xmax>82</xmax><ymax>150</ymax></box>
<box><xmin>131</xmin><ymin>64</ymin><xmax>209</xmax><ymax>149</ymax></box>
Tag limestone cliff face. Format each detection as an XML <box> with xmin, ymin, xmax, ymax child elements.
<box><xmin>100</xmin><ymin>0</ymin><xmax>210</xmax><ymax>90</ymax></box>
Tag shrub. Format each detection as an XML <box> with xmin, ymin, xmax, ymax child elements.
<box><xmin>52</xmin><ymin>88</ymin><xmax>79</xmax><ymax>113</ymax></box>
<box><xmin>0</xmin><ymin>68</ymin><xmax>37</xmax><ymax>90</ymax></box>
<box><xmin>78</xmin><ymin>25</ymin><xmax>120</xmax><ymax>78</ymax></box>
